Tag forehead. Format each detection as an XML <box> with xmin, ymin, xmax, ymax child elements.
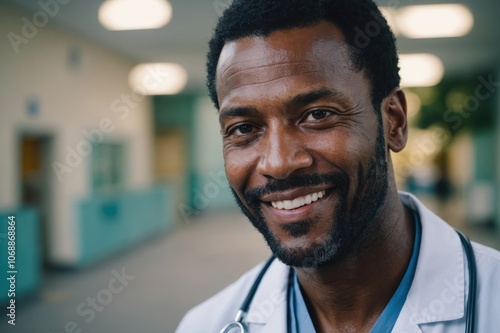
<box><xmin>216</xmin><ymin>22</ymin><xmax>359</xmax><ymax>106</ymax></box>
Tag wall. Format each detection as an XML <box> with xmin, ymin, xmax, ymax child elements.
<box><xmin>193</xmin><ymin>96</ymin><xmax>235</xmax><ymax>212</ymax></box>
<box><xmin>497</xmin><ymin>68</ymin><xmax>500</xmax><ymax>232</ymax></box>
<box><xmin>0</xmin><ymin>6</ymin><xmax>153</xmax><ymax>265</ymax></box>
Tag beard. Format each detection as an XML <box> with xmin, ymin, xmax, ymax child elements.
<box><xmin>230</xmin><ymin>121</ymin><xmax>389</xmax><ymax>268</ymax></box>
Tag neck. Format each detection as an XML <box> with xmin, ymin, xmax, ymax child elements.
<box><xmin>295</xmin><ymin>191</ymin><xmax>415</xmax><ymax>332</ymax></box>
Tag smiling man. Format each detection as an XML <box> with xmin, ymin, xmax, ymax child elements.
<box><xmin>176</xmin><ymin>0</ymin><xmax>500</xmax><ymax>332</ymax></box>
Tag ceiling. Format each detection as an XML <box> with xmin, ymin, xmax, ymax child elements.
<box><xmin>5</xmin><ymin>0</ymin><xmax>500</xmax><ymax>91</ymax></box>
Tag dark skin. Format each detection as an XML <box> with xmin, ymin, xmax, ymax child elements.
<box><xmin>217</xmin><ymin>22</ymin><xmax>414</xmax><ymax>333</ymax></box>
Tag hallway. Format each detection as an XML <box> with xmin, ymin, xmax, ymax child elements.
<box><xmin>1</xmin><ymin>210</ymin><xmax>270</xmax><ymax>333</ymax></box>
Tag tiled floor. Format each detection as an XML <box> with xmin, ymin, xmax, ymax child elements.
<box><xmin>1</xmin><ymin>196</ymin><xmax>498</xmax><ymax>333</ymax></box>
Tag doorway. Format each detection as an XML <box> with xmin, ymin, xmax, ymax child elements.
<box><xmin>154</xmin><ymin>129</ymin><xmax>189</xmax><ymax>221</ymax></box>
<box><xmin>19</xmin><ymin>134</ymin><xmax>53</xmax><ymax>268</ymax></box>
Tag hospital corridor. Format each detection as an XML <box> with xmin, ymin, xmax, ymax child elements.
<box><xmin>0</xmin><ymin>211</ymin><xmax>270</xmax><ymax>333</ymax></box>
<box><xmin>1</xmin><ymin>0</ymin><xmax>500</xmax><ymax>332</ymax></box>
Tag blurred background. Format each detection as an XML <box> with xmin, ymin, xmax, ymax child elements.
<box><xmin>0</xmin><ymin>0</ymin><xmax>499</xmax><ymax>332</ymax></box>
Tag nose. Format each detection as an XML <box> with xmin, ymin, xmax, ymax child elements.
<box><xmin>256</xmin><ymin>128</ymin><xmax>313</xmax><ymax>179</ymax></box>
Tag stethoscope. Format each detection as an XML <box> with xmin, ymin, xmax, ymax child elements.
<box><xmin>219</xmin><ymin>229</ymin><xmax>477</xmax><ymax>333</ymax></box>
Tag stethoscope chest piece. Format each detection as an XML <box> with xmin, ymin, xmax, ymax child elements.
<box><xmin>219</xmin><ymin>310</ymin><xmax>249</xmax><ymax>333</ymax></box>
<box><xmin>219</xmin><ymin>321</ymin><xmax>247</xmax><ymax>333</ymax></box>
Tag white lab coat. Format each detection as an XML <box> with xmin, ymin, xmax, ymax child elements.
<box><xmin>176</xmin><ymin>192</ymin><xmax>500</xmax><ymax>332</ymax></box>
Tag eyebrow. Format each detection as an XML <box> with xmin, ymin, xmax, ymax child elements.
<box><xmin>219</xmin><ymin>88</ymin><xmax>348</xmax><ymax>123</ymax></box>
<box><xmin>219</xmin><ymin>106</ymin><xmax>259</xmax><ymax>124</ymax></box>
<box><xmin>286</xmin><ymin>88</ymin><xmax>346</xmax><ymax>107</ymax></box>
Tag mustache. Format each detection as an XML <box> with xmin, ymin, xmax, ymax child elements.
<box><xmin>244</xmin><ymin>172</ymin><xmax>349</xmax><ymax>204</ymax></box>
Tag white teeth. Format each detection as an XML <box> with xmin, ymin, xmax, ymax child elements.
<box><xmin>271</xmin><ymin>190</ymin><xmax>326</xmax><ymax>210</ymax></box>
<box><xmin>292</xmin><ymin>197</ymin><xmax>305</xmax><ymax>207</ymax></box>
<box><xmin>305</xmin><ymin>194</ymin><xmax>312</xmax><ymax>205</ymax></box>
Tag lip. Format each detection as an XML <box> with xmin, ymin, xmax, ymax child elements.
<box><xmin>260</xmin><ymin>186</ymin><xmax>332</xmax><ymax>203</ymax></box>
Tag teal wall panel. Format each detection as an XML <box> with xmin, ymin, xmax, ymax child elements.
<box><xmin>191</xmin><ymin>171</ymin><xmax>236</xmax><ymax>212</ymax></box>
<box><xmin>465</xmin><ymin>129</ymin><xmax>498</xmax><ymax>224</ymax></box>
<box><xmin>0</xmin><ymin>208</ymin><xmax>40</xmax><ymax>304</ymax></box>
<box><xmin>76</xmin><ymin>187</ymin><xmax>173</xmax><ymax>266</ymax></box>
<box><xmin>473</xmin><ymin>129</ymin><xmax>496</xmax><ymax>181</ymax></box>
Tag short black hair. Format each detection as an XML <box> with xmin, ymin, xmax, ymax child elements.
<box><xmin>206</xmin><ymin>0</ymin><xmax>400</xmax><ymax>113</ymax></box>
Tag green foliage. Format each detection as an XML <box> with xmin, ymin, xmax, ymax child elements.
<box><xmin>410</xmin><ymin>72</ymin><xmax>497</xmax><ymax>137</ymax></box>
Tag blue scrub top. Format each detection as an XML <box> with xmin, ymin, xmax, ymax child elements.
<box><xmin>289</xmin><ymin>210</ymin><xmax>422</xmax><ymax>333</ymax></box>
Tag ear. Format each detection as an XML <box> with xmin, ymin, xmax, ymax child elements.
<box><xmin>382</xmin><ymin>88</ymin><xmax>408</xmax><ymax>153</ymax></box>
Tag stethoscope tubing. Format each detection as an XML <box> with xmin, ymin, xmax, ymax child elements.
<box><xmin>219</xmin><ymin>256</ymin><xmax>276</xmax><ymax>333</ymax></box>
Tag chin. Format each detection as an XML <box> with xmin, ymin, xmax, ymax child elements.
<box><xmin>265</xmin><ymin>231</ymin><xmax>345</xmax><ymax>268</ymax></box>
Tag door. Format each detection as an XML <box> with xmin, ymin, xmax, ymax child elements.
<box><xmin>19</xmin><ymin>134</ymin><xmax>53</xmax><ymax>268</ymax></box>
<box><xmin>154</xmin><ymin>129</ymin><xmax>188</xmax><ymax>221</ymax></box>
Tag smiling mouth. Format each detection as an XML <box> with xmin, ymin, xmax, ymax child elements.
<box><xmin>270</xmin><ymin>190</ymin><xmax>326</xmax><ymax>210</ymax></box>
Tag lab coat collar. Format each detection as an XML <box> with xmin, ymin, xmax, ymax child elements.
<box><xmin>246</xmin><ymin>192</ymin><xmax>466</xmax><ymax>331</ymax></box>
<box><xmin>246</xmin><ymin>257</ymin><xmax>289</xmax><ymax>328</ymax></box>
<box><xmin>398</xmin><ymin>192</ymin><xmax>466</xmax><ymax>325</ymax></box>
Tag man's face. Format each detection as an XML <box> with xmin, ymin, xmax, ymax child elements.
<box><xmin>216</xmin><ymin>22</ymin><xmax>390</xmax><ymax>268</ymax></box>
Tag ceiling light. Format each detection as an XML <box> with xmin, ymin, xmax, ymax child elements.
<box><xmin>129</xmin><ymin>63</ymin><xmax>187</xmax><ymax>95</ymax></box>
<box><xmin>99</xmin><ymin>0</ymin><xmax>172</xmax><ymax>31</ymax></box>
<box><xmin>399</xmin><ymin>54</ymin><xmax>444</xmax><ymax>87</ymax></box>
<box><xmin>397</xmin><ymin>4</ymin><xmax>473</xmax><ymax>39</ymax></box>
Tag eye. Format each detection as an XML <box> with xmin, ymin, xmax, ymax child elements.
<box><xmin>306</xmin><ymin>109</ymin><xmax>330</xmax><ymax>121</ymax></box>
<box><xmin>232</xmin><ymin>124</ymin><xmax>254</xmax><ymax>135</ymax></box>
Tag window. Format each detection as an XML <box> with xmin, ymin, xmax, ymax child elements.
<box><xmin>91</xmin><ymin>142</ymin><xmax>125</xmax><ymax>193</ymax></box>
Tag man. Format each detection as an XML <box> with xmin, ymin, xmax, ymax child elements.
<box><xmin>176</xmin><ymin>0</ymin><xmax>500</xmax><ymax>332</ymax></box>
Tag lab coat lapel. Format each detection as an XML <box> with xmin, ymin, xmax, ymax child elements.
<box><xmin>258</xmin><ymin>301</ymin><xmax>288</xmax><ymax>333</ymax></box>
<box><xmin>391</xmin><ymin>305</ymin><xmax>423</xmax><ymax>333</ymax></box>
<box><xmin>246</xmin><ymin>259</ymin><xmax>290</xmax><ymax>333</ymax></box>
<box><xmin>397</xmin><ymin>192</ymin><xmax>466</xmax><ymax>327</ymax></box>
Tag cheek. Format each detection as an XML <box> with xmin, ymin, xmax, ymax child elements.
<box><xmin>312</xmin><ymin>129</ymin><xmax>371</xmax><ymax>166</ymax></box>
<box><xmin>343</xmin><ymin>137</ymin><xmax>372</xmax><ymax>161</ymax></box>
<box><xmin>223</xmin><ymin>148</ymin><xmax>259</xmax><ymax>190</ymax></box>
